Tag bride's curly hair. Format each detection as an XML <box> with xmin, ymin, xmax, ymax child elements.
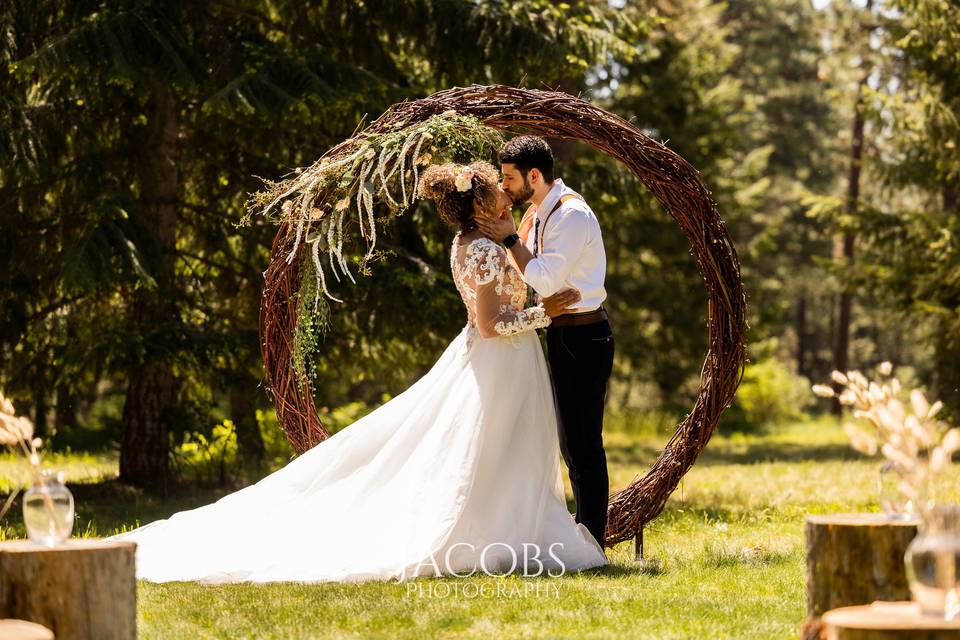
<box><xmin>417</xmin><ymin>161</ymin><xmax>500</xmax><ymax>231</ymax></box>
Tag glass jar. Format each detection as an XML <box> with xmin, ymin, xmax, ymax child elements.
<box><xmin>879</xmin><ymin>459</ymin><xmax>920</xmax><ymax>519</ymax></box>
<box><xmin>905</xmin><ymin>503</ymin><xmax>960</xmax><ymax>619</ymax></box>
<box><xmin>22</xmin><ymin>469</ymin><xmax>74</xmax><ymax>546</ymax></box>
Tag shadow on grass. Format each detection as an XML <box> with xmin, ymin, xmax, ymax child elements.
<box><xmin>604</xmin><ymin>438</ymin><xmax>857</xmax><ymax>470</ymax></box>
<box><xmin>587</xmin><ymin>559</ymin><xmax>667</xmax><ymax>579</ymax></box>
<box><xmin>1</xmin><ymin>479</ymin><xmax>235</xmax><ymax>539</ymax></box>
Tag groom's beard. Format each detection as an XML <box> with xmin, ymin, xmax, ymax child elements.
<box><xmin>508</xmin><ymin>177</ymin><xmax>535</xmax><ymax>207</ymax></box>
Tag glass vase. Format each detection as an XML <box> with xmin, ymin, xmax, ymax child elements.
<box><xmin>22</xmin><ymin>469</ymin><xmax>74</xmax><ymax>546</ymax></box>
<box><xmin>905</xmin><ymin>503</ymin><xmax>960</xmax><ymax>619</ymax></box>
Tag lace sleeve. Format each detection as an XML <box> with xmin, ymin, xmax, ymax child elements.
<box><xmin>465</xmin><ymin>239</ymin><xmax>551</xmax><ymax>339</ymax></box>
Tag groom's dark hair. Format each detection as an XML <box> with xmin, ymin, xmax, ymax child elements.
<box><xmin>498</xmin><ymin>136</ymin><xmax>555</xmax><ymax>183</ymax></box>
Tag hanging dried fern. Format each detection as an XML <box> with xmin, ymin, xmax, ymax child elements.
<box><xmin>244</xmin><ymin>111</ymin><xmax>502</xmax><ymax>305</ymax></box>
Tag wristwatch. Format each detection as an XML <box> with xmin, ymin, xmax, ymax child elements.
<box><xmin>503</xmin><ymin>233</ymin><xmax>520</xmax><ymax>249</ymax></box>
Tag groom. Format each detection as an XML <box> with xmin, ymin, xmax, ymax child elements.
<box><xmin>478</xmin><ymin>135</ymin><xmax>614</xmax><ymax>548</ymax></box>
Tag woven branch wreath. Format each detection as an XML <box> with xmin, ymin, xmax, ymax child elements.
<box><xmin>255</xmin><ymin>85</ymin><xmax>748</xmax><ymax>549</ymax></box>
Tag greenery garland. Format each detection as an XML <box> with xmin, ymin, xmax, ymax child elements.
<box><xmin>244</xmin><ymin>111</ymin><xmax>503</xmax><ymax>392</ymax></box>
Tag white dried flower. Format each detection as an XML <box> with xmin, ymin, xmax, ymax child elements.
<box><xmin>0</xmin><ymin>429</ymin><xmax>17</xmax><ymax>446</ymax></box>
<box><xmin>812</xmin><ymin>384</ymin><xmax>835</xmax><ymax>398</ymax></box>
<box><xmin>454</xmin><ymin>167</ymin><xmax>475</xmax><ymax>192</ymax></box>
<box><xmin>931</xmin><ymin>447</ymin><xmax>949</xmax><ymax>473</ymax></box>
<box><xmin>904</xmin><ymin>415</ymin><xmax>931</xmax><ymax>448</ymax></box>
<box><xmin>889</xmin><ymin>398</ymin><xmax>906</xmax><ymax>422</ymax></box>
<box><xmin>928</xmin><ymin>401</ymin><xmax>944</xmax><ymax>419</ymax></box>
<box><xmin>910</xmin><ymin>389</ymin><xmax>930</xmax><ymax>419</ymax></box>
<box><xmin>816</xmin><ymin>361</ymin><xmax>960</xmax><ymax>511</ymax></box>
<box><xmin>28</xmin><ymin>452</ymin><xmax>39</xmax><ymax>466</ymax></box>
<box><xmin>0</xmin><ymin>393</ymin><xmax>14</xmax><ymax>415</ymax></box>
<box><xmin>899</xmin><ymin>479</ymin><xmax>919</xmax><ymax>501</ymax></box>
<box><xmin>844</xmin><ymin>422</ymin><xmax>877</xmax><ymax>456</ymax></box>
<box><xmin>941</xmin><ymin>428</ymin><xmax>960</xmax><ymax>455</ymax></box>
<box><xmin>838</xmin><ymin>389</ymin><xmax>858</xmax><ymax>405</ymax></box>
<box><xmin>0</xmin><ymin>412</ymin><xmax>15</xmax><ymax>432</ymax></box>
<box><xmin>849</xmin><ymin>371</ymin><xmax>869</xmax><ymax>388</ymax></box>
<box><xmin>882</xmin><ymin>442</ymin><xmax>916</xmax><ymax>472</ymax></box>
<box><xmin>15</xmin><ymin>416</ymin><xmax>33</xmax><ymax>440</ymax></box>
<box><xmin>831</xmin><ymin>370</ymin><xmax>849</xmax><ymax>385</ymax></box>
<box><xmin>335</xmin><ymin>197</ymin><xmax>350</xmax><ymax>211</ymax></box>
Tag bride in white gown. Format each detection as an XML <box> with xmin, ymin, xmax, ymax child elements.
<box><xmin>106</xmin><ymin>160</ymin><xmax>608</xmax><ymax>584</ymax></box>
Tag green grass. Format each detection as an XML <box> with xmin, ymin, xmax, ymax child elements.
<box><xmin>2</xmin><ymin>415</ymin><xmax>949</xmax><ymax>639</ymax></box>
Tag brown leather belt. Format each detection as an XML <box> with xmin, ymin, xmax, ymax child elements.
<box><xmin>550</xmin><ymin>306</ymin><xmax>608</xmax><ymax>327</ymax></box>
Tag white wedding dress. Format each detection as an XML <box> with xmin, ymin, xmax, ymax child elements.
<box><xmin>106</xmin><ymin>234</ymin><xmax>608</xmax><ymax>583</ymax></box>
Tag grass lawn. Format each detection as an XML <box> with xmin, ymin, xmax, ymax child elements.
<box><xmin>1</xmin><ymin>416</ymin><xmax>945</xmax><ymax>639</ymax></box>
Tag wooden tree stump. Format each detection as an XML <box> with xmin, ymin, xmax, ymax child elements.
<box><xmin>806</xmin><ymin>513</ymin><xmax>920</xmax><ymax>620</ymax></box>
<box><xmin>0</xmin><ymin>619</ymin><xmax>55</xmax><ymax>640</ymax></box>
<box><xmin>0</xmin><ymin>539</ymin><xmax>137</xmax><ymax>640</ymax></box>
<box><xmin>821</xmin><ymin>601</ymin><xmax>960</xmax><ymax>639</ymax></box>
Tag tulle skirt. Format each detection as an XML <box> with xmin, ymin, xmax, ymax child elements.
<box><xmin>106</xmin><ymin>325</ymin><xmax>608</xmax><ymax>583</ymax></box>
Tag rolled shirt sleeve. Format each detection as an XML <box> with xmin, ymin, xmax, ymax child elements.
<box><xmin>521</xmin><ymin>207</ymin><xmax>589</xmax><ymax>298</ymax></box>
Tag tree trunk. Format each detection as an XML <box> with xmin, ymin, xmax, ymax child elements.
<box><xmin>797</xmin><ymin>293</ymin><xmax>809</xmax><ymax>379</ymax></box>
<box><xmin>0</xmin><ymin>619</ymin><xmax>54</xmax><ymax>639</ymax></box>
<box><xmin>0</xmin><ymin>539</ymin><xmax>136</xmax><ymax>640</ymax></box>
<box><xmin>119</xmin><ymin>361</ymin><xmax>179</xmax><ymax>493</ymax></box>
<box><xmin>31</xmin><ymin>389</ymin><xmax>47</xmax><ymax>439</ymax></box>
<box><xmin>54</xmin><ymin>384</ymin><xmax>77</xmax><ymax>432</ymax></box>
<box><xmin>230</xmin><ymin>374</ymin><xmax>267</xmax><ymax>474</ymax></box>
<box><xmin>118</xmin><ymin>76</ymin><xmax>181</xmax><ymax>492</ymax></box>
<box><xmin>944</xmin><ymin>185</ymin><xmax>958</xmax><ymax>215</ymax></box>
<box><xmin>795</xmin><ymin>219</ymin><xmax>811</xmax><ymax>379</ymax></box>
<box><xmin>831</xmin><ymin>0</ymin><xmax>873</xmax><ymax>414</ymax></box>
<box><xmin>806</xmin><ymin>513</ymin><xmax>917</xmax><ymax>619</ymax></box>
<box><xmin>820</xmin><ymin>601</ymin><xmax>960</xmax><ymax>639</ymax></box>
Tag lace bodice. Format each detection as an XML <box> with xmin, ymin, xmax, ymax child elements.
<box><xmin>450</xmin><ymin>234</ymin><xmax>551</xmax><ymax>340</ymax></box>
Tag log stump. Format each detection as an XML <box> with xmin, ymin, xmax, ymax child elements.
<box><xmin>0</xmin><ymin>619</ymin><xmax>55</xmax><ymax>640</ymax></box>
<box><xmin>821</xmin><ymin>601</ymin><xmax>960</xmax><ymax>639</ymax></box>
<box><xmin>0</xmin><ymin>539</ymin><xmax>137</xmax><ymax>640</ymax></box>
<box><xmin>806</xmin><ymin>513</ymin><xmax>920</xmax><ymax>619</ymax></box>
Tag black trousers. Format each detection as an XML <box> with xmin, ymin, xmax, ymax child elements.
<box><xmin>545</xmin><ymin>318</ymin><xmax>614</xmax><ymax>547</ymax></box>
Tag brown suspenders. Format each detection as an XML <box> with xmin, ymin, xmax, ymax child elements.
<box><xmin>535</xmin><ymin>193</ymin><xmax>584</xmax><ymax>256</ymax></box>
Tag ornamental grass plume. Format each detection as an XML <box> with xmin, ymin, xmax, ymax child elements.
<box><xmin>812</xmin><ymin>362</ymin><xmax>959</xmax><ymax>516</ymax></box>
<box><xmin>0</xmin><ymin>390</ymin><xmax>46</xmax><ymax>521</ymax></box>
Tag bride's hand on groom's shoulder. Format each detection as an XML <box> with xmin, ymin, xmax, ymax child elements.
<box><xmin>543</xmin><ymin>289</ymin><xmax>581</xmax><ymax>317</ymax></box>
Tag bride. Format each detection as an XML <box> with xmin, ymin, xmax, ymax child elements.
<box><xmin>106</xmin><ymin>160</ymin><xmax>609</xmax><ymax>584</ymax></box>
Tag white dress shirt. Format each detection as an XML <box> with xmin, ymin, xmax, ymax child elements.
<box><xmin>521</xmin><ymin>178</ymin><xmax>607</xmax><ymax>312</ymax></box>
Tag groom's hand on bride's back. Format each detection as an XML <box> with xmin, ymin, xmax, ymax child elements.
<box><xmin>543</xmin><ymin>289</ymin><xmax>581</xmax><ymax>317</ymax></box>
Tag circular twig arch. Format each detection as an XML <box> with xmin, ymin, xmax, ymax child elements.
<box><xmin>260</xmin><ymin>85</ymin><xmax>748</xmax><ymax>548</ymax></box>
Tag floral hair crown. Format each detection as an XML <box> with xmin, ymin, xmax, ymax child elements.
<box><xmin>454</xmin><ymin>166</ymin><xmax>475</xmax><ymax>193</ymax></box>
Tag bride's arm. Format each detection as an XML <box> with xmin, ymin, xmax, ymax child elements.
<box><xmin>469</xmin><ymin>242</ymin><xmax>552</xmax><ymax>339</ymax></box>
